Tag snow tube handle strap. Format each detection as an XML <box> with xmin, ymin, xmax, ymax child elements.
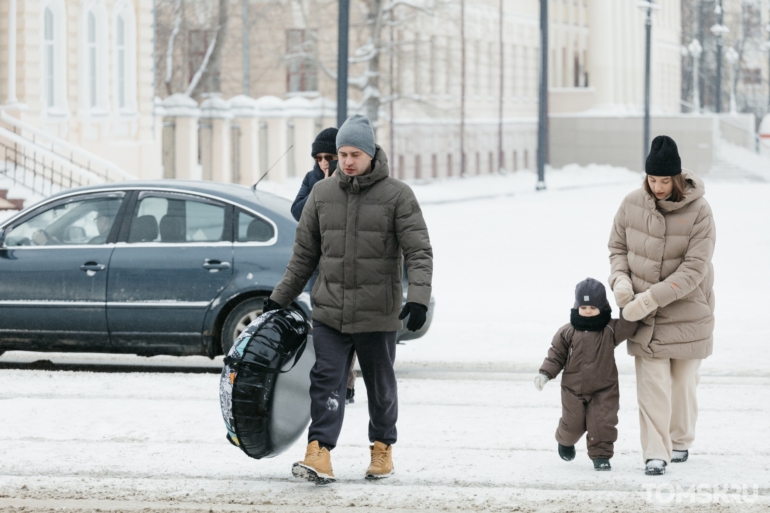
<box><xmin>223</xmin><ymin>336</ymin><xmax>307</xmax><ymax>374</ymax></box>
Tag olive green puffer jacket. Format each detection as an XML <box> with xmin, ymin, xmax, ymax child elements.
<box><xmin>608</xmin><ymin>170</ymin><xmax>716</xmax><ymax>359</ymax></box>
<box><xmin>270</xmin><ymin>146</ymin><xmax>433</xmax><ymax>333</ymax></box>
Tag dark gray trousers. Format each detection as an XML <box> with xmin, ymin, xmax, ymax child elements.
<box><xmin>308</xmin><ymin>320</ymin><xmax>398</xmax><ymax>450</ymax></box>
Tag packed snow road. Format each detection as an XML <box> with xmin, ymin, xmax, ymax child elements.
<box><xmin>2</xmin><ymin>166</ymin><xmax>770</xmax><ymax>512</ymax></box>
<box><xmin>0</xmin><ymin>370</ymin><xmax>768</xmax><ymax>512</ymax></box>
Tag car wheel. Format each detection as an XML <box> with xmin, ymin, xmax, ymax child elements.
<box><xmin>221</xmin><ymin>297</ymin><xmax>265</xmax><ymax>355</ymax></box>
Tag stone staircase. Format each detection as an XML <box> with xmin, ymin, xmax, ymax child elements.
<box><xmin>0</xmin><ymin>188</ymin><xmax>24</xmax><ymax>211</ymax></box>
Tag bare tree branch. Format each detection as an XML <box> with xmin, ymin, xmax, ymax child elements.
<box><xmin>186</xmin><ymin>28</ymin><xmax>219</xmax><ymax>96</ymax></box>
<box><xmin>164</xmin><ymin>0</ymin><xmax>183</xmax><ymax>95</ymax></box>
<box><xmin>382</xmin><ymin>0</ymin><xmax>433</xmax><ymax>15</ymax></box>
<box><xmin>188</xmin><ymin>0</ymin><xmax>229</xmax><ymax>98</ymax></box>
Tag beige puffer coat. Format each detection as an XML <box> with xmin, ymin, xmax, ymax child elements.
<box><xmin>270</xmin><ymin>145</ymin><xmax>433</xmax><ymax>333</ymax></box>
<box><xmin>608</xmin><ymin>170</ymin><xmax>716</xmax><ymax>359</ymax></box>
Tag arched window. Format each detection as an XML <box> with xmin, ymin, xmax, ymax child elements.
<box><xmin>116</xmin><ymin>14</ymin><xmax>126</xmax><ymax>108</ymax></box>
<box><xmin>88</xmin><ymin>12</ymin><xmax>97</xmax><ymax>107</ymax></box>
<box><xmin>41</xmin><ymin>0</ymin><xmax>67</xmax><ymax>116</ymax></box>
<box><xmin>80</xmin><ymin>1</ymin><xmax>108</xmax><ymax>114</ymax></box>
<box><xmin>113</xmin><ymin>1</ymin><xmax>137</xmax><ymax>113</ymax></box>
<box><xmin>44</xmin><ymin>8</ymin><xmax>55</xmax><ymax>108</ymax></box>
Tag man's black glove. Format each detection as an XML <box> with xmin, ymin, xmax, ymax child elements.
<box><xmin>263</xmin><ymin>297</ymin><xmax>282</xmax><ymax>313</ymax></box>
<box><xmin>398</xmin><ymin>302</ymin><xmax>428</xmax><ymax>332</ymax></box>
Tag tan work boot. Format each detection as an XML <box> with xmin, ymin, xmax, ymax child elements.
<box><xmin>365</xmin><ymin>441</ymin><xmax>394</xmax><ymax>480</ymax></box>
<box><xmin>292</xmin><ymin>441</ymin><xmax>336</xmax><ymax>485</ymax></box>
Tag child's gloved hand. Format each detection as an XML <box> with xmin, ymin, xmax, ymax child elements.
<box><xmin>622</xmin><ymin>290</ymin><xmax>659</xmax><ymax>321</ymax></box>
<box><xmin>613</xmin><ymin>277</ymin><xmax>635</xmax><ymax>308</ymax></box>
<box><xmin>534</xmin><ymin>373</ymin><xmax>550</xmax><ymax>391</ymax></box>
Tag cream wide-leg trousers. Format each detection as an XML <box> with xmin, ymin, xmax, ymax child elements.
<box><xmin>634</xmin><ymin>356</ymin><xmax>702</xmax><ymax>464</ymax></box>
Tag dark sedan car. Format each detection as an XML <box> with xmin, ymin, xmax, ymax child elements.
<box><xmin>0</xmin><ymin>181</ymin><xmax>434</xmax><ymax>357</ymax></box>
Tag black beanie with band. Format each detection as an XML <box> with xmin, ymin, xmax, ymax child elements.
<box><xmin>645</xmin><ymin>135</ymin><xmax>682</xmax><ymax>177</ymax></box>
<box><xmin>312</xmin><ymin>127</ymin><xmax>339</xmax><ymax>157</ymax></box>
<box><xmin>573</xmin><ymin>277</ymin><xmax>610</xmax><ymax>311</ymax></box>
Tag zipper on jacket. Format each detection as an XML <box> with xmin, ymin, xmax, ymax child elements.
<box><xmin>351</xmin><ymin>193</ymin><xmax>361</xmax><ymax>327</ymax></box>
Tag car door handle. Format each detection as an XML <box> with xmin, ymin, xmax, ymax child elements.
<box><xmin>202</xmin><ymin>259</ymin><xmax>231</xmax><ymax>271</ymax></box>
<box><xmin>80</xmin><ymin>262</ymin><xmax>106</xmax><ymax>272</ymax></box>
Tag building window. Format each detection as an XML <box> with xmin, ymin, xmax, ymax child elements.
<box><xmin>88</xmin><ymin>12</ymin><xmax>97</xmax><ymax>107</ymax></box>
<box><xmin>117</xmin><ymin>15</ymin><xmax>126</xmax><ymax>107</ymax></box>
<box><xmin>743</xmin><ymin>68</ymin><xmax>761</xmax><ymax>85</ymax></box>
<box><xmin>113</xmin><ymin>1</ymin><xmax>137</xmax><ymax>113</ymax></box>
<box><xmin>41</xmin><ymin>0</ymin><xmax>67</xmax><ymax>115</ymax></box>
<box><xmin>189</xmin><ymin>30</ymin><xmax>217</xmax><ymax>87</ymax></box>
<box><xmin>286</xmin><ymin>29</ymin><xmax>318</xmax><ymax>93</ymax></box>
<box><xmin>429</xmin><ymin>36</ymin><xmax>436</xmax><ymax>95</ymax></box>
<box><xmin>80</xmin><ymin>1</ymin><xmax>113</xmax><ymax>115</ymax></box>
<box><xmin>444</xmin><ymin>38</ymin><xmax>452</xmax><ymax>96</ymax></box>
<box><xmin>742</xmin><ymin>5</ymin><xmax>761</xmax><ymax>38</ymax></box>
<box><xmin>413</xmin><ymin>36</ymin><xmax>421</xmax><ymax>95</ymax></box>
<box><xmin>44</xmin><ymin>8</ymin><xmax>55</xmax><ymax>108</ymax></box>
<box><xmin>510</xmin><ymin>44</ymin><xmax>517</xmax><ymax>98</ymax></box>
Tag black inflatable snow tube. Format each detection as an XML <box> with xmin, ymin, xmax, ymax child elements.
<box><xmin>219</xmin><ymin>309</ymin><xmax>314</xmax><ymax>459</ymax></box>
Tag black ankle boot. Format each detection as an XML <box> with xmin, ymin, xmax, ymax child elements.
<box><xmin>558</xmin><ymin>443</ymin><xmax>575</xmax><ymax>461</ymax></box>
<box><xmin>672</xmin><ymin>450</ymin><xmax>688</xmax><ymax>463</ymax></box>
<box><xmin>593</xmin><ymin>458</ymin><xmax>611</xmax><ymax>471</ymax></box>
<box><xmin>345</xmin><ymin>387</ymin><xmax>355</xmax><ymax>404</ymax></box>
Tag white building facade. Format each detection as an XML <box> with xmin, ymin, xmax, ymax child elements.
<box><xmin>0</xmin><ymin>0</ymin><xmax>161</xmax><ymax>184</ymax></box>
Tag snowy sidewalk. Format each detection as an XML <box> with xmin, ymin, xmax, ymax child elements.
<box><xmin>0</xmin><ymin>369</ymin><xmax>768</xmax><ymax>512</ymax></box>
<box><xmin>2</xmin><ymin>166</ymin><xmax>769</xmax><ymax>511</ymax></box>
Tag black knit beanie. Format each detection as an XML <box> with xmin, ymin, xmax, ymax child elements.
<box><xmin>312</xmin><ymin>127</ymin><xmax>338</xmax><ymax>157</ymax></box>
<box><xmin>645</xmin><ymin>135</ymin><xmax>682</xmax><ymax>176</ymax></box>
<box><xmin>574</xmin><ymin>278</ymin><xmax>610</xmax><ymax>311</ymax></box>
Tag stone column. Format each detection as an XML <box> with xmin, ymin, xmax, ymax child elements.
<box><xmin>587</xmin><ymin>0</ymin><xmax>616</xmax><ymax>109</ymax></box>
<box><xmin>5</xmin><ymin>0</ymin><xmax>18</xmax><ymax>106</ymax></box>
<box><xmin>254</xmin><ymin>96</ymin><xmax>287</xmax><ymax>183</ymax></box>
<box><xmin>229</xmin><ymin>95</ymin><xmax>260</xmax><ymax>185</ymax></box>
<box><xmin>200</xmin><ymin>95</ymin><xmax>233</xmax><ymax>183</ymax></box>
<box><xmin>285</xmin><ymin>97</ymin><xmax>316</xmax><ymax>178</ymax></box>
<box><xmin>162</xmin><ymin>94</ymin><xmax>201</xmax><ymax>180</ymax></box>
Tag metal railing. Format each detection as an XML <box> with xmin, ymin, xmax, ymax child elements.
<box><xmin>0</xmin><ymin>111</ymin><xmax>134</xmax><ymax>198</ymax></box>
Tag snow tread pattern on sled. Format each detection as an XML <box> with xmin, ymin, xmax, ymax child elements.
<box><xmin>219</xmin><ymin>309</ymin><xmax>310</xmax><ymax>459</ymax></box>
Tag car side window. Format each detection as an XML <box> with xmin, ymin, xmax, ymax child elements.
<box><xmin>4</xmin><ymin>195</ymin><xmax>124</xmax><ymax>247</ymax></box>
<box><xmin>236</xmin><ymin>210</ymin><xmax>275</xmax><ymax>243</ymax></box>
<box><xmin>128</xmin><ymin>194</ymin><xmax>226</xmax><ymax>243</ymax></box>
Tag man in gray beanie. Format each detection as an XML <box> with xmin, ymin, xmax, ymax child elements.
<box><xmin>264</xmin><ymin>114</ymin><xmax>433</xmax><ymax>484</ymax></box>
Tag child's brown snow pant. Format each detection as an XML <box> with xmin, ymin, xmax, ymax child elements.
<box><xmin>555</xmin><ymin>383</ymin><xmax>619</xmax><ymax>460</ymax></box>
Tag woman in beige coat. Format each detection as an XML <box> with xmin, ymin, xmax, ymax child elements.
<box><xmin>608</xmin><ymin>135</ymin><xmax>716</xmax><ymax>476</ymax></box>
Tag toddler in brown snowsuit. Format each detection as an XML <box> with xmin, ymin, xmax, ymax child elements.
<box><xmin>534</xmin><ymin>278</ymin><xmax>637</xmax><ymax>471</ymax></box>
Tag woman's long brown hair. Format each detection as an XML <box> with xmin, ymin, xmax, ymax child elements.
<box><xmin>643</xmin><ymin>173</ymin><xmax>687</xmax><ymax>202</ymax></box>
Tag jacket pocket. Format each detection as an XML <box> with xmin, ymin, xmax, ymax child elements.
<box><xmin>311</xmin><ymin>271</ymin><xmax>323</xmax><ymax>297</ymax></box>
<box><xmin>312</xmin><ymin>272</ymin><xmax>331</xmax><ymax>307</ymax></box>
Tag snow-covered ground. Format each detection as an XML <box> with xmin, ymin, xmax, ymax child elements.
<box><xmin>1</xmin><ymin>164</ymin><xmax>769</xmax><ymax>512</ymax></box>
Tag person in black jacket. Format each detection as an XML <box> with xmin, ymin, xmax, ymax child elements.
<box><xmin>290</xmin><ymin>128</ymin><xmax>357</xmax><ymax>405</ymax></box>
<box><xmin>291</xmin><ymin>128</ymin><xmax>338</xmax><ymax>221</ymax></box>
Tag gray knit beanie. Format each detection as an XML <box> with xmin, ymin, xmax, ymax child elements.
<box><xmin>336</xmin><ymin>114</ymin><xmax>376</xmax><ymax>158</ymax></box>
<box><xmin>574</xmin><ymin>278</ymin><xmax>610</xmax><ymax>310</ymax></box>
